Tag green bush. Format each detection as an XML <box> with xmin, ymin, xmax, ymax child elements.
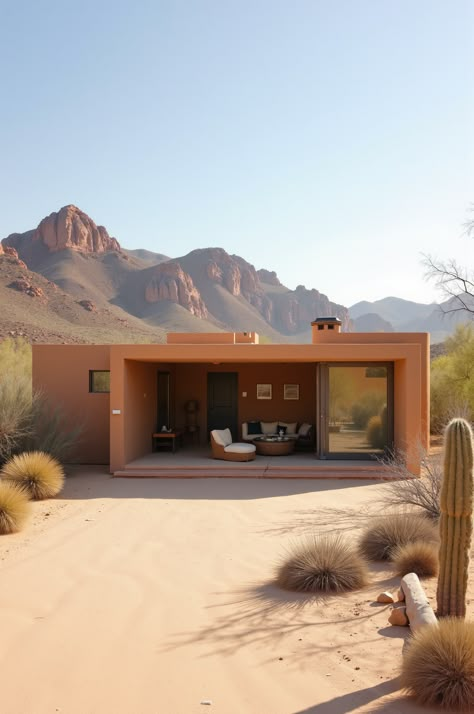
<box><xmin>431</xmin><ymin>324</ymin><xmax>474</xmax><ymax>433</ymax></box>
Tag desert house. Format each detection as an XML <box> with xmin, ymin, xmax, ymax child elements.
<box><xmin>32</xmin><ymin>318</ymin><xmax>429</xmax><ymax>475</ymax></box>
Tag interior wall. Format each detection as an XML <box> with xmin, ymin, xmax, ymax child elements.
<box><xmin>174</xmin><ymin>363</ymin><xmax>317</xmax><ymax>442</ymax></box>
<box><xmin>123</xmin><ymin>361</ymin><xmax>157</xmax><ymax>464</ymax></box>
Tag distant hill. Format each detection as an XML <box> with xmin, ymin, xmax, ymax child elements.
<box><xmin>349</xmin><ymin>296</ymin><xmax>470</xmax><ymax>344</ymax></box>
<box><xmin>352</xmin><ymin>313</ymin><xmax>394</xmax><ymax>332</ymax></box>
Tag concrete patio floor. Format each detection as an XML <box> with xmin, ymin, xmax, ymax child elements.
<box><xmin>115</xmin><ymin>444</ymin><xmax>397</xmax><ymax>479</ymax></box>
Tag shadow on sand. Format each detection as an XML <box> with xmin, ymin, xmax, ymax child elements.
<box><xmin>61</xmin><ymin>465</ymin><xmax>382</xmax><ymax>502</ymax></box>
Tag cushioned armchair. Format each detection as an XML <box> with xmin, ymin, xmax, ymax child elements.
<box><xmin>210</xmin><ymin>428</ymin><xmax>256</xmax><ymax>462</ymax></box>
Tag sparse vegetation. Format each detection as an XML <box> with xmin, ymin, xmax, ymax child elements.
<box><xmin>0</xmin><ymin>337</ymin><xmax>81</xmax><ymax>463</ymax></box>
<box><xmin>359</xmin><ymin>513</ymin><xmax>439</xmax><ymax>561</ymax></box>
<box><xmin>351</xmin><ymin>392</ymin><xmax>386</xmax><ymax>430</ymax></box>
<box><xmin>377</xmin><ymin>445</ymin><xmax>442</xmax><ymax>521</ymax></box>
<box><xmin>0</xmin><ymin>480</ymin><xmax>30</xmax><ymax>534</ymax></box>
<box><xmin>401</xmin><ymin>618</ymin><xmax>474</xmax><ymax>710</ymax></box>
<box><xmin>430</xmin><ymin>324</ymin><xmax>474</xmax><ymax>433</ymax></box>
<box><xmin>1</xmin><ymin>451</ymin><xmax>65</xmax><ymax>500</ymax></box>
<box><xmin>276</xmin><ymin>534</ymin><xmax>369</xmax><ymax>594</ymax></box>
<box><xmin>392</xmin><ymin>541</ymin><xmax>439</xmax><ymax>578</ymax></box>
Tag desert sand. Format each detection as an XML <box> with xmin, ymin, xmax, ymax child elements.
<box><xmin>1</xmin><ymin>469</ymin><xmax>472</xmax><ymax>714</ymax></box>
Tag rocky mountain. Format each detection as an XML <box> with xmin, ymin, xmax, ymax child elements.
<box><xmin>2</xmin><ymin>204</ymin><xmax>466</xmax><ymax>345</ymax></box>
<box><xmin>0</xmin><ymin>205</ymin><xmax>349</xmax><ymax>343</ymax></box>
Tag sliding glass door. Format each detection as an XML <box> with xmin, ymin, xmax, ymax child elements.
<box><xmin>318</xmin><ymin>363</ymin><xmax>393</xmax><ymax>459</ymax></box>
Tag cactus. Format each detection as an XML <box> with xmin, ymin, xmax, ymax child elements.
<box><xmin>436</xmin><ymin>418</ymin><xmax>474</xmax><ymax>618</ymax></box>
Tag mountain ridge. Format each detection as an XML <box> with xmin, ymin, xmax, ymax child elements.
<box><xmin>0</xmin><ymin>204</ymin><xmax>465</xmax><ymax>345</ymax></box>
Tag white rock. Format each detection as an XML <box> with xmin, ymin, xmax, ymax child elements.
<box><xmin>377</xmin><ymin>591</ymin><xmax>395</xmax><ymax>603</ymax></box>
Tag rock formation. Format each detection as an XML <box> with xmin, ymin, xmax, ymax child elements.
<box><xmin>257</xmin><ymin>269</ymin><xmax>281</xmax><ymax>286</ymax></box>
<box><xmin>78</xmin><ymin>300</ymin><xmax>96</xmax><ymax>312</ymax></box>
<box><xmin>4</xmin><ymin>205</ymin><xmax>121</xmax><ymax>255</ymax></box>
<box><xmin>144</xmin><ymin>262</ymin><xmax>208</xmax><ymax>319</ymax></box>
<box><xmin>9</xmin><ymin>279</ymin><xmax>44</xmax><ymax>298</ymax></box>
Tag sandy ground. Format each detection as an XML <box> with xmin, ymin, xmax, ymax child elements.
<box><xmin>0</xmin><ymin>468</ymin><xmax>472</xmax><ymax>714</ymax></box>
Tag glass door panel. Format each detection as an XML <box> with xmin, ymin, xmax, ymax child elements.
<box><xmin>327</xmin><ymin>365</ymin><xmax>391</xmax><ymax>456</ymax></box>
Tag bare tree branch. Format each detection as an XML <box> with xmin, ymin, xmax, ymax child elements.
<box><xmin>422</xmin><ymin>254</ymin><xmax>474</xmax><ymax>317</ymax></box>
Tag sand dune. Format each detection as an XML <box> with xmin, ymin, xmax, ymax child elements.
<box><xmin>0</xmin><ymin>468</ymin><xmax>470</xmax><ymax>714</ymax></box>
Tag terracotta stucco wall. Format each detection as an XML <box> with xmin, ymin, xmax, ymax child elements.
<box><xmin>173</xmin><ymin>362</ymin><xmax>316</xmax><ymax>442</ymax></box>
<box><xmin>32</xmin><ymin>345</ymin><xmax>110</xmax><ymax>464</ymax></box>
<box><xmin>123</xmin><ymin>361</ymin><xmax>157</xmax><ymax>465</ymax></box>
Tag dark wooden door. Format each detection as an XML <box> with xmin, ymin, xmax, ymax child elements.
<box><xmin>207</xmin><ymin>372</ymin><xmax>238</xmax><ymax>439</ymax></box>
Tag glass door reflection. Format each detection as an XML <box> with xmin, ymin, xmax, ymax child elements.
<box><xmin>326</xmin><ymin>364</ymin><xmax>392</xmax><ymax>456</ymax></box>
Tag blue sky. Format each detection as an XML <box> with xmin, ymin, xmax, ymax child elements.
<box><xmin>1</xmin><ymin>0</ymin><xmax>473</xmax><ymax>307</ymax></box>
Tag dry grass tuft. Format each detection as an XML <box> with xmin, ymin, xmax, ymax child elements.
<box><xmin>401</xmin><ymin>618</ymin><xmax>474</xmax><ymax>710</ymax></box>
<box><xmin>276</xmin><ymin>533</ymin><xmax>369</xmax><ymax>594</ymax></box>
<box><xmin>392</xmin><ymin>540</ymin><xmax>439</xmax><ymax>578</ymax></box>
<box><xmin>1</xmin><ymin>451</ymin><xmax>65</xmax><ymax>500</ymax></box>
<box><xmin>359</xmin><ymin>512</ymin><xmax>439</xmax><ymax>561</ymax></box>
<box><xmin>0</xmin><ymin>480</ymin><xmax>30</xmax><ymax>534</ymax></box>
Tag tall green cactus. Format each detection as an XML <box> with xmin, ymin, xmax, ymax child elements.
<box><xmin>436</xmin><ymin>418</ymin><xmax>474</xmax><ymax>618</ymax></box>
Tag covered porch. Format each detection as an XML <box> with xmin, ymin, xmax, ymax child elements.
<box><xmin>114</xmin><ymin>443</ymin><xmax>397</xmax><ymax>479</ymax></box>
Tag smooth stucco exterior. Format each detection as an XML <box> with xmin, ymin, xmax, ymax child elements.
<box><xmin>32</xmin><ymin>325</ymin><xmax>430</xmax><ymax>475</ymax></box>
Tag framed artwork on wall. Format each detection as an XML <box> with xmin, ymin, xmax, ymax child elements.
<box><xmin>257</xmin><ymin>383</ymin><xmax>272</xmax><ymax>400</ymax></box>
<box><xmin>284</xmin><ymin>384</ymin><xmax>299</xmax><ymax>400</ymax></box>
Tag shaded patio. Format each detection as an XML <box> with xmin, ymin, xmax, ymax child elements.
<box><xmin>114</xmin><ymin>443</ymin><xmax>399</xmax><ymax>479</ymax></box>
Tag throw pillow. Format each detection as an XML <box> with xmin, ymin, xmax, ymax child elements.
<box><xmin>298</xmin><ymin>423</ymin><xmax>312</xmax><ymax>437</ymax></box>
<box><xmin>261</xmin><ymin>421</ymin><xmax>278</xmax><ymax>435</ymax></box>
<box><xmin>247</xmin><ymin>420</ymin><xmax>262</xmax><ymax>435</ymax></box>
<box><xmin>279</xmin><ymin>421</ymin><xmax>297</xmax><ymax>434</ymax></box>
<box><xmin>276</xmin><ymin>424</ymin><xmax>288</xmax><ymax>435</ymax></box>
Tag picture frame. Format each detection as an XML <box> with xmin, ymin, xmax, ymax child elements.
<box><xmin>284</xmin><ymin>383</ymin><xmax>299</xmax><ymax>400</ymax></box>
<box><xmin>257</xmin><ymin>383</ymin><xmax>272</xmax><ymax>400</ymax></box>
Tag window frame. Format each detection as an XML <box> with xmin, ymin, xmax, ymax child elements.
<box><xmin>89</xmin><ymin>370</ymin><xmax>111</xmax><ymax>394</ymax></box>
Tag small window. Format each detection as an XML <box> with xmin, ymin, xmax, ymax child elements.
<box><xmin>89</xmin><ymin>370</ymin><xmax>110</xmax><ymax>393</ymax></box>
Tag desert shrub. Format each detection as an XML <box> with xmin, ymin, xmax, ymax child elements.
<box><xmin>1</xmin><ymin>451</ymin><xmax>65</xmax><ymax>500</ymax></box>
<box><xmin>431</xmin><ymin>324</ymin><xmax>474</xmax><ymax>434</ymax></box>
<box><xmin>377</xmin><ymin>446</ymin><xmax>442</xmax><ymax>521</ymax></box>
<box><xmin>401</xmin><ymin>618</ymin><xmax>474</xmax><ymax>710</ymax></box>
<box><xmin>366</xmin><ymin>407</ymin><xmax>388</xmax><ymax>449</ymax></box>
<box><xmin>0</xmin><ymin>480</ymin><xmax>30</xmax><ymax>534</ymax></box>
<box><xmin>0</xmin><ymin>337</ymin><xmax>32</xmax><ymax>379</ymax></box>
<box><xmin>0</xmin><ymin>374</ymin><xmax>35</xmax><ymax>462</ymax></box>
<box><xmin>391</xmin><ymin>541</ymin><xmax>439</xmax><ymax>578</ymax></box>
<box><xmin>359</xmin><ymin>513</ymin><xmax>439</xmax><ymax>561</ymax></box>
<box><xmin>0</xmin><ymin>338</ymin><xmax>81</xmax><ymax>464</ymax></box>
<box><xmin>276</xmin><ymin>533</ymin><xmax>369</xmax><ymax>594</ymax></box>
<box><xmin>351</xmin><ymin>392</ymin><xmax>386</xmax><ymax>429</ymax></box>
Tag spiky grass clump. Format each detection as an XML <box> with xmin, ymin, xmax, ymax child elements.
<box><xmin>401</xmin><ymin>618</ymin><xmax>474</xmax><ymax>710</ymax></box>
<box><xmin>392</xmin><ymin>541</ymin><xmax>439</xmax><ymax>578</ymax></box>
<box><xmin>0</xmin><ymin>481</ymin><xmax>30</xmax><ymax>534</ymax></box>
<box><xmin>1</xmin><ymin>451</ymin><xmax>64</xmax><ymax>500</ymax></box>
<box><xmin>276</xmin><ymin>533</ymin><xmax>369</xmax><ymax>594</ymax></box>
<box><xmin>359</xmin><ymin>513</ymin><xmax>439</xmax><ymax>561</ymax></box>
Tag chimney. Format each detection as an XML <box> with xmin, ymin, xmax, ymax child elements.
<box><xmin>311</xmin><ymin>316</ymin><xmax>342</xmax><ymax>343</ymax></box>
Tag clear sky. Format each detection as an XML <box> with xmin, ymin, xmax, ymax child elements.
<box><xmin>1</xmin><ymin>0</ymin><xmax>473</xmax><ymax>307</ymax></box>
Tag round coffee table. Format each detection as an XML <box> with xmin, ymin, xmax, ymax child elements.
<box><xmin>252</xmin><ymin>437</ymin><xmax>295</xmax><ymax>456</ymax></box>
